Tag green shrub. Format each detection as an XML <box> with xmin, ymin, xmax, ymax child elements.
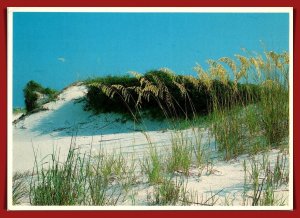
<box><xmin>85</xmin><ymin>70</ymin><xmax>259</xmax><ymax>120</ymax></box>
<box><xmin>23</xmin><ymin>80</ymin><xmax>58</xmax><ymax>112</ymax></box>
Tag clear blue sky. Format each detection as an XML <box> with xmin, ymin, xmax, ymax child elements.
<box><xmin>13</xmin><ymin>12</ymin><xmax>289</xmax><ymax>107</ymax></box>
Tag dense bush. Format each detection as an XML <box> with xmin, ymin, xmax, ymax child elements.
<box><xmin>85</xmin><ymin>75</ymin><xmax>140</xmax><ymax>114</ymax></box>
<box><xmin>85</xmin><ymin>70</ymin><xmax>260</xmax><ymax>119</ymax></box>
<box><xmin>23</xmin><ymin>80</ymin><xmax>58</xmax><ymax>112</ymax></box>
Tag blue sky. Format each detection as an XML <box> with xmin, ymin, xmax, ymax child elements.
<box><xmin>13</xmin><ymin>12</ymin><xmax>289</xmax><ymax>107</ymax></box>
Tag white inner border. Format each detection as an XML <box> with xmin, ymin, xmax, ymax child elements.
<box><xmin>7</xmin><ymin>7</ymin><xmax>294</xmax><ymax>211</ymax></box>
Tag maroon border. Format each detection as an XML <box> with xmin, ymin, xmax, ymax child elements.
<box><xmin>0</xmin><ymin>0</ymin><xmax>298</xmax><ymax>218</ymax></box>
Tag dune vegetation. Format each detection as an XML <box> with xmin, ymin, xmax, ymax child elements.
<box><xmin>13</xmin><ymin>50</ymin><xmax>290</xmax><ymax>206</ymax></box>
<box><xmin>23</xmin><ymin>80</ymin><xmax>58</xmax><ymax>113</ymax></box>
<box><xmin>84</xmin><ymin>50</ymin><xmax>289</xmax><ymax>158</ymax></box>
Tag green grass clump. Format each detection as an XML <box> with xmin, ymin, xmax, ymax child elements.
<box><xmin>23</xmin><ymin>80</ymin><xmax>58</xmax><ymax>113</ymax></box>
<box><xmin>211</xmin><ymin>107</ymin><xmax>245</xmax><ymax>160</ymax></box>
<box><xmin>191</xmin><ymin>128</ymin><xmax>210</xmax><ymax>168</ymax></box>
<box><xmin>30</xmin><ymin>147</ymin><xmax>89</xmax><ymax>205</ymax></box>
<box><xmin>167</xmin><ymin>133</ymin><xmax>193</xmax><ymax>176</ymax></box>
<box><xmin>148</xmin><ymin>176</ymin><xmax>189</xmax><ymax>205</ymax></box>
<box><xmin>141</xmin><ymin>146</ymin><xmax>164</xmax><ymax>184</ymax></box>
<box><xmin>258</xmin><ymin>78</ymin><xmax>289</xmax><ymax>147</ymax></box>
<box><xmin>243</xmin><ymin>152</ymin><xmax>289</xmax><ymax>206</ymax></box>
<box><xmin>29</xmin><ymin>146</ymin><xmax>137</xmax><ymax>206</ymax></box>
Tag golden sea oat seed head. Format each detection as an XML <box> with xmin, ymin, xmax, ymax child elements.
<box><xmin>249</xmin><ymin>57</ymin><xmax>261</xmax><ymax>78</ymax></box>
<box><xmin>90</xmin><ymin>82</ymin><xmax>100</xmax><ymax>88</ymax></box>
<box><xmin>151</xmin><ymin>75</ymin><xmax>167</xmax><ymax>99</ymax></box>
<box><xmin>236</xmin><ymin>69</ymin><xmax>247</xmax><ymax>81</ymax></box>
<box><xmin>281</xmin><ymin>52</ymin><xmax>289</xmax><ymax>65</ymax></box>
<box><xmin>130</xmin><ymin>71</ymin><xmax>142</xmax><ymax>80</ymax></box>
<box><xmin>219</xmin><ymin>57</ymin><xmax>237</xmax><ymax>74</ymax></box>
<box><xmin>207</xmin><ymin>59</ymin><xmax>228</xmax><ymax>85</ymax></box>
<box><xmin>173</xmin><ymin>81</ymin><xmax>187</xmax><ymax>96</ymax></box>
<box><xmin>203</xmin><ymin>74</ymin><xmax>212</xmax><ymax>90</ymax></box>
<box><xmin>193</xmin><ymin>63</ymin><xmax>206</xmax><ymax>75</ymax></box>
<box><xmin>216</xmin><ymin>64</ymin><xmax>228</xmax><ymax>85</ymax></box>
<box><xmin>235</xmin><ymin>54</ymin><xmax>250</xmax><ymax>70</ymax></box>
<box><xmin>194</xmin><ymin>63</ymin><xmax>213</xmax><ymax>90</ymax></box>
<box><xmin>268</xmin><ymin>51</ymin><xmax>283</xmax><ymax>68</ymax></box>
<box><xmin>255</xmin><ymin>55</ymin><xmax>265</xmax><ymax>69</ymax></box>
<box><xmin>111</xmin><ymin>84</ymin><xmax>130</xmax><ymax>102</ymax></box>
<box><xmin>144</xmin><ymin>83</ymin><xmax>159</xmax><ymax>98</ymax></box>
<box><xmin>100</xmin><ymin>84</ymin><xmax>115</xmax><ymax>98</ymax></box>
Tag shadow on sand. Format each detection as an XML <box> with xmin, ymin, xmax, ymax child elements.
<box><xmin>22</xmin><ymin>100</ymin><xmax>169</xmax><ymax>137</ymax></box>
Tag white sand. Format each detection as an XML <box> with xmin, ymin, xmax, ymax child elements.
<box><xmin>11</xmin><ymin>83</ymin><xmax>290</xmax><ymax>207</ymax></box>
<box><xmin>13</xmin><ymin>84</ymin><xmax>171</xmax><ymax>172</ymax></box>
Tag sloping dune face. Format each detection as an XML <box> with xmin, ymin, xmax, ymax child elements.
<box><xmin>13</xmin><ymin>83</ymin><xmax>172</xmax><ymax>172</ymax></box>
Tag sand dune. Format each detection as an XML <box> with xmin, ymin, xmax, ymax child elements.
<box><xmin>11</xmin><ymin>83</ymin><xmax>290</xmax><ymax>207</ymax></box>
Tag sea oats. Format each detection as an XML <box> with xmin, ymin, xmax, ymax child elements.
<box><xmin>255</xmin><ymin>55</ymin><xmax>265</xmax><ymax>69</ymax></box>
<box><xmin>111</xmin><ymin>84</ymin><xmax>130</xmax><ymax>102</ymax></box>
<box><xmin>249</xmin><ymin>57</ymin><xmax>261</xmax><ymax>79</ymax></box>
<box><xmin>262</xmin><ymin>79</ymin><xmax>281</xmax><ymax>90</ymax></box>
<box><xmin>173</xmin><ymin>80</ymin><xmax>187</xmax><ymax>97</ymax></box>
<box><xmin>194</xmin><ymin>63</ymin><xmax>212</xmax><ymax>90</ymax></box>
<box><xmin>132</xmin><ymin>86</ymin><xmax>143</xmax><ymax>107</ymax></box>
<box><xmin>219</xmin><ymin>57</ymin><xmax>237</xmax><ymax>75</ymax></box>
<box><xmin>267</xmin><ymin>51</ymin><xmax>282</xmax><ymax>69</ymax></box>
<box><xmin>235</xmin><ymin>55</ymin><xmax>250</xmax><ymax>70</ymax></box>
<box><xmin>130</xmin><ymin>71</ymin><xmax>143</xmax><ymax>80</ymax></box>
<box><xmin>207</xmin><ymin>59</ymin><xmax>228</xmax><ymax>85</ymax></box>
<box><xmin>262</xmin><ymin>51</ymin><xmax>273</xmax><ymax>73</ymax></box>
<box><xmin>236</xmin><ymin>69</ymin><xmax>247</xmax><ymax>81</ymax></box>
<box><xmin>281</xmin><ymin>52</ymin><xmax>289</xmax><ymax>65</ymax></box>
<box><xmin>235</xmin><ymin>55</ymin><xmax>251</xmax><ymax>81</ymax></box>
<box><xmin>159</xmin><ymin>67</ymin><xmax>176</xmax><ymax>79</ymax></box>
<box><xmin>143</xmin><ymin>83</ymin><xmax>159</xmax><ymax>99</ymax></box>
<box><xmin>99</xmin><ymin>83</ymin><xmax>116</xmax><ymax>98</ymax></box>
<box><xmin>184</xmin><ymin>75</ymin><xmax>201</xmax><ymax>90</ymax></box>
<box><xmin>151</xmin><ymin>74</ymin><xmax>167</xmax><ymax>99</ymax></box>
